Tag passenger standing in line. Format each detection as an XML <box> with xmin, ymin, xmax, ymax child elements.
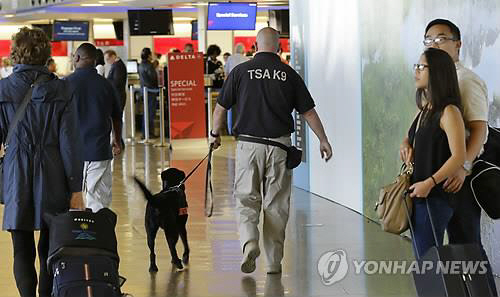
<box><xmin>224</xmin><ymin>43</ymin><xmax>250</xmax><ymax>135</ymax></box>
<box><xmin>46</xmin><ymin>57</ymin><xmax>57</xmax><ymax>74</ymax></box>
<box><xmin>105</xmin><ymin>49</ymin><xmax>127</xmax><ymax>111</ymax></box>
<box><xmin>66</xmin><ymin>43</ymin><xmax>123</xmax><ymax>212</ymax></box>
<box><xmin>96</xmin><ymin>48</ymin><xmax>106</xmax><ymax>76</ymax></box>
<box><xmin>404</xmin><ymin>48</ymin><xmax>465</xmax><ymax>257</ymax></box>
<box><xmin>183</xmin><ymin>43</ymin><xmax>194</xmax><ymax>53</ymax></box>
<box><xmin>224</xmin><ymin>43</ymin><xmax>249</xmax><ymax>77</ymax></box>
<box><xmin>210</xmin><ymin>27</ymin><xmax>333</xmax><ymax>274</ymax></box>
<box><xmin>0</xmin><ymin>57</ymin><xmax>14</xmax><ymax>79</ymax></box>
<box><xmin>400</xmin><ymin>19</ymin><xmax>497</xmax><ymax>295</ymax></box>
<box><xmin>205</xmin><ymin>44</ymin><xmax>224</xmax><ymax>89</ymax></box>
<box><xmin>138</xmin><ymin>47</ymin><xmax>159</xmax><ymax>138</ymax></box>
<box><xmin>0</xmin><ymin>27</ymin><xmax>84</xmax><ymax>297</ymax></box>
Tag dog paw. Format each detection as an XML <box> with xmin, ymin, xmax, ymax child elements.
<box><xmin>149</xmin><ymin>265</ymin><xmax>159</xmax><ymax>273</ymax></box>
<box><xmin>172</xmin><ymin>259</ymin><xmax>184</xmax><ymax>271</ymax></box>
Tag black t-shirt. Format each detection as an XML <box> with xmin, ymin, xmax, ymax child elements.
<box><xmin>217</xmin><ymin>52</ymin><xmax>315</xmax><ymax>138</ymax></box>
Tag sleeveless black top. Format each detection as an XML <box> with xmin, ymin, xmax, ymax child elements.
<box><xmin>408</xmin><ymin>107</ymin><xmax>455</xmax><ymax>201</ymax></box>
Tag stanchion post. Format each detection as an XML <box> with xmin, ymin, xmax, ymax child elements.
<box><xmin>167</xmin><ymin>86</ymin><xmax>173</xmax><ymax>150</ymax></box>
<box><xmin>143</xmin><ymin>86</ymin><xmax>151</xmax><ymax>144</ymax></box>
<box><xmin>128</xmin><ymin>85</ymin><xmax>136</xmax><ymax>145</ymax></box>
<box><xmin>154</xmin><ymin>87</ymin><xmax>168</xmax><ymax>148</ymax></box>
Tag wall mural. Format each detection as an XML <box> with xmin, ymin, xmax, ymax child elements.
<box><xmin>361</xmin><ymin>0</ymin><xmax>500</xmax><ymax>272</ymax></box>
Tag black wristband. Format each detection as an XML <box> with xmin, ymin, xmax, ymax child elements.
<box><xmin>430</xmin><ymin>176</ymin><xmax>438</xmax><ymax>186</ymax></box>
<box><xmin>210</xmin><ymin>130</ymin><xmax>219</xmax><ymax>137</ymax></box>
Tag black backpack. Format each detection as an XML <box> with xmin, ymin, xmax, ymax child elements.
<box><xmin>45</xmin><ymin>208</ymin><xmax>122</xmax><ymax>297</ymax></box>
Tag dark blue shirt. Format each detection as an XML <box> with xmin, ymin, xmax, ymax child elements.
<box><xmin>217</xmin><ymin>52</ymin><xmax>315</xmax><ymax>138</ymax></box>
<box><xmin>66</xmin><ymin>67</ymin><xmax>122</xmax><ymax>161</ymax></box>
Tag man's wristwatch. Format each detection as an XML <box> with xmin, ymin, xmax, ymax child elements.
<box><xmin>210</xmin><ymin>130</ymin><xmax>220</xmax><ymax>138</ymax></box>
<box><xmin>463</xmin><ymin>160</ymin><xmax>473</xmax><ymax>174</ymax></box>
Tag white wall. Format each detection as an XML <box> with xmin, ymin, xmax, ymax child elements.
<box><xmin>291</xmin><ymin>0</ymin><xmax>363</xmax><ymax>213</ymax></box>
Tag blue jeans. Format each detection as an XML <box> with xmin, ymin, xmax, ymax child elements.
<box><xmin>411</xmin><ymin>194</ymin><xmax>453</xmax><ymax>259</ymax></box>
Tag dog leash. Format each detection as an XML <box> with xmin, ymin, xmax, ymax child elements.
<box><xmin>174</xmin><ymin>144</ymin><xmax>214</xmax><ymax>188</ymax></box>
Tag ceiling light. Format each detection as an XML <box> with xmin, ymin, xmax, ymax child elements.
<box><xmin>4</xmin><ymin>14</ymin><xmax>15</xmax><ymax>18</ymax></box>
<box><xmin>94</xmin><ymin>18</ymin><xmax>114</xmax><ymax>22</ymax></box>
<box><xmin>191</xmin><ymin>2</ymin><xmax>209</xmax><ymax>6</ymax></box>
<box><xmin>173</xmin><ymin>17</ymin><xmax>195</xmax><ymax>21</ymax></box>
<box><xmin>81</xmin><ymin>3</ymin><xmax>104</xmax><ymax>6</ymax></box>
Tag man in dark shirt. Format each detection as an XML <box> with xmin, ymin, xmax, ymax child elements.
<box><xmin>105</xmin><ymin>49</ymin><xmax>127</xmax><ymax>111</ymax></box>
<box><xmin>138</xmin><ymin>47</ymin><xmax>159</xmax><ymax>138</ymax></box>
<box><xmin>66</xmin><ymin>43</ymin><xmax>123</xmax><ymax>212</ymax></box>
<box><xmin>210</xmin><ymin>27</ymin><xmax>333</xmax><ymax>274</ymax></box>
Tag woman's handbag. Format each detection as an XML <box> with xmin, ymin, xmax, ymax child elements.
<box><xmin>375</xmin><ymin>163</ymin><xmax>414</xmax><ymax>234</ymax></box>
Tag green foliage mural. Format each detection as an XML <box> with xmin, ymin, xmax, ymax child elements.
<box><xmin>360</xmin><ymin>1</ymin><xmax>417</xmax><ymax>220</ymax></box>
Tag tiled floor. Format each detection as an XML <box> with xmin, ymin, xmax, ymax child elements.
<box><xmin>1</xmin><ymin>137</ymin><xmax>429</xmax><ymax>297</ymax></box>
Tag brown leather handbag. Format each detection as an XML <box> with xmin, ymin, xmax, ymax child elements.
<box><xmin>375</xmin><ymin>163</ymin><xmax>413</xmax><ymax>234</ymax></box>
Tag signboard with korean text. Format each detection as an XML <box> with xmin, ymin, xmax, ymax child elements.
<box><xmin>167</xmin><ymin>52</ymin><xmax>206</xmax><ymax>139</ymax></box>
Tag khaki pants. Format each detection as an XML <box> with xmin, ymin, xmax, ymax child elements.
<box><xmin>83</xmin><ymin>160</ymin><xmax>113</xmax><ymax>212</ymax></box>
<box><xmin>235</xmin><ymin>135</ymin><xmax>292</xmax><ymax>271</ymax></box>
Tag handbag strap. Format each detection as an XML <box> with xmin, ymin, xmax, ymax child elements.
<box><xmin>412</xmin><ymin>110</ymin><xmax>424</xmax><ymax>148</ymax></box>
<box><xmin>237</xmin><ymin>135</ymin><xmax>289</xmax><ymax>152</ymax></box>
<box><xmin>4</xmin><ymin>74</ymin><xmax>50</xmax><ymax>147</ymax></box>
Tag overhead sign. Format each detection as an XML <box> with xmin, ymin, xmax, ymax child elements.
<box><xmin>207</xmin><ymin>2</ymin><xmax>257</xmax><ymax>30</ymax></box>
<box><xmin>167</xmin><ymin>52</ymin><xmax>206</xmax><ymax>139</ymax></box>
<box><xmin>53</xmin><ymin>21</ymin><xmax>89</xmax><ymax>41</ymax></box>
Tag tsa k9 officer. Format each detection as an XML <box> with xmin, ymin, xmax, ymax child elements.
<box><xmin>209</xmin><ymin>27</ymin><xmax>333</xmax><ymax>274</ymax></box>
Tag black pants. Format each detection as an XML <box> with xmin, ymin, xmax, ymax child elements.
<box><xmin>10</xmin><ymin>229</ymin><xmax>52</xmax><ymax>297</ymax></box>
<box><xmin>448</xmin><ymin>175</ymin><xmax>498</xmax><ymax>296</ymax></box>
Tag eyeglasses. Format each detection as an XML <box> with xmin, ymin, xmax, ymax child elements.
<box><xmin>414</xmin><ymin>64</ymin><xmax>429</xmax><ymax>71</ymax></box>
<box><xmin>423</xmin><ymin>36</ymin><xmax>458</xmax><ymax>47</ymax></box>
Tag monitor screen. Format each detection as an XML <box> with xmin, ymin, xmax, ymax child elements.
<box><xmin>53</xmin><ymin>21</ymin><xmax>89</xmax><ymax>41</ymax></box>
<box><xmin>126</xmin><ymin>60</ymin><xmax>138</xmax><ymax>73</ymax></box>
<box><xmin>207</xmin><ymin>2</ymin><xmax>257</xmax><ymax>31</ymax></box>
<box><xmin>32</xmin><ymin>24</ymin><xmax>53</xmax><ymax>40</ymax></box>
<box><xmin>268</xmin><ymin>10</ymin><xmax>289</xmax><ymax>38</ymax></box>
<box><xmin>191</xmin><ymin>20</ymin><xmax>198</xmax><ymax>40</ymax></box>
<box><xmin>128</xmin><ymin>9</ymin><xmax>174</xmax><ymax>36</ymax></box>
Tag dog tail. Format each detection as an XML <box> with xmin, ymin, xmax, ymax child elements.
<box><xmin>133</xmin><ymin>177</ymin><xmax>155</xmax><ymax>202</ymax></box>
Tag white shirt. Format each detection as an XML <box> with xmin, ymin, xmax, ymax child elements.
<box><xmin>456</xmin><ymin>61</ymin><xmax>489</xmax><ymax>150</ymax></box>
<box><xmin>0</xmin><ymin>66</ymin><xmax>13</xmax><ymax>79</ymax></box>
<box><xmin>96</xmin><ymin>64</ymin><xmax>105</xmax><ymax>76</ymax></box>
<box><xmin>224</xmin><ymin>54</ymin><xmax>250</xmax><ymax>76</ymax></box>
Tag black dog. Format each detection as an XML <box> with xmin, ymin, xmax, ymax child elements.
<box><xmin>134</xmin><ymin>168</ymin><xmax>190</xmax><ymax>272</ymax></box>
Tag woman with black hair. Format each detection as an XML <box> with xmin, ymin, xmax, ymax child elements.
<box><xmin>95</xmin><ymin>48</ymin><xmax>105</xmax><ymax>76</ymax></box>
<box><xmin>205</xmin><ymin>44</ymin><xmax>224</xmax><ymax>88</ymax></box>
<box><xmin>402</xmin><ymin>47</ymin><xmax>466</xmax><ymax>258</ymax></box>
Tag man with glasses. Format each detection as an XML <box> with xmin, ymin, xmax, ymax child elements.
<box><xmin>423</xmin><ymin>19</ymin><xmax>496</xmax><ymax>295</ymax></box>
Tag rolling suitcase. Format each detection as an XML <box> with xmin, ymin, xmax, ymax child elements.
<box><xmin>45</xmin><ymin>208</ymin><xmax>123</xmax><ymax>297</ymax></box>
<box><xmin>402</xmin><ymin>193</ymin><xmax>494</xmax><ymax>297</ymax></box>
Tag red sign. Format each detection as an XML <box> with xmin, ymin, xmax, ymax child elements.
<box><xmin>154</xmin><ymin>37</ymin><xmax>198</xmax><ymax>55</ymax></box>
<box><xmin>0</xmin><ymin>40</ymin><xmax>68</xmax><ymax>57</ymax></box>
<box><xmin>167</xmin><ymin>52</ymin><xmax>206</xmax><ymax>139</ymax></box>
<box><xmin>95</xmin><ymin>39</ymin><xmax>125</xmax><ymax>47</ymax></box>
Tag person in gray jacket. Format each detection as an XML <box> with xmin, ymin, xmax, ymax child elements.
<box><xmin>0</xmin><ymin>27</ymin><xmax>83</xmax><ymax>297</ymax></box>
<box><xmin>138</xmin><ymin>47</ymin><xmax>159</xmax><ymax>138</ymax></box>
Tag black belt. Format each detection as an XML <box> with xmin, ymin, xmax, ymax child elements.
<box><xmin>236</xmin><ymin>135</ymin><xmax>289</xmax><ymax>152</ymax></box>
